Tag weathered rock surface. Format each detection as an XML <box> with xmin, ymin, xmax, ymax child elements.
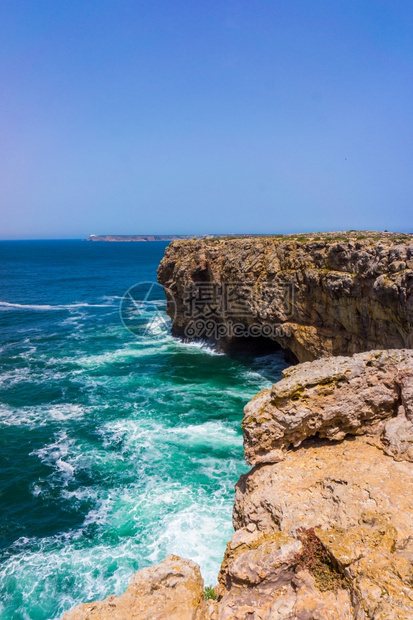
<box><xmin>225</xmin><ymin>349</ymin><xmax>413</xmax><ymax>619</ymax></box>
<box><xmin>64</xmin><ymin>349</ymin><xmax>413</xmax><ymax>619</ymax></box>
<box><xmin>233</xmin><ymin>438</ymin><xmax>413</xmax><ymax>540</ymax></box>
<box><xmin>214</xmin><ymin>528</ymin><xmax>353</xmax><ymax>619</ymax></box>
<box><xmin>243</xmin><ymin>349</ymin><xmax>413</xmax><ymax>465</ymax></box>
<box><xmin>62</xmin><ymin>555</ymin><xmax>204</xmax><ymax>620</ymax></box>
<box><xmin>157</xmin><ymin>232</ymin><xmax>413</xmax><ymax>362</ymax></box>
<box><xmin>231</xmin><ymin>437</ymin><xmax>413</xmax><ymax>618</ymax></box>
<box><xmin>218</xmin><ymin>350</ymin><xmax>413</xmax><ymax>618</ymax></box>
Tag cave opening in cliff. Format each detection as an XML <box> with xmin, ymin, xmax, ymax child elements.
<box><xmin>222</xmin><ymin>335</ymin><xmax>298</xmax><ymax>364</ymax></box>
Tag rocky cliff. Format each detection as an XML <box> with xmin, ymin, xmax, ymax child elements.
<box><xmin>64</xmin><ymin>349</ymin><xmax>413</xmax><ymax>619</ymax></box>
<box><xmin>157</xmin><ymin>232</ymin><xmax>413</xmax><ymax>362</ymax></box>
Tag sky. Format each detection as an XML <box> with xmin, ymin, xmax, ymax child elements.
<box><xmin>0</xmin><ymin>0</ymin><xmax>412</xmax><ymax>239</ymax></box>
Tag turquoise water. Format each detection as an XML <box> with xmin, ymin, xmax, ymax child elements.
<box><xmin>0</xmin><ymin>241</ymin><xmax>287</xmax><ymax>619</ymax></box>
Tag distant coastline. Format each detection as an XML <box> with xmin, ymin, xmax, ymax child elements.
<box><xmin>87</xmin><ymin>234</ymin><xmax>274</xmax><ymax>242</ymax></box>
<box><xmin>87</xmin><ymin>231</ymin><xmax>413</xmax><ymax>242</ymax></box>
<box><xmin>87</xmin><ymin>234</ymin><xmax>221</xmax><ymax>242</ymax></box>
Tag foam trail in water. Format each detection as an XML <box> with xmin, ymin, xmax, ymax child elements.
<box><xmin>0</xmin><ymin>403</ymin><xmax>85</xmax><ymax>427</ymax></box>
<box><xmin>0</xmin><ymin>301</ymin><xmax>117</xmax><ymax>311</ymax></box>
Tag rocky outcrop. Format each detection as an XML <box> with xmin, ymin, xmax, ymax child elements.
<box><xmin>212</xmin><ymin>526</ymin><xmax>354</xmax><ymax>619</ymax></box>
<box><xmin>157</xmin><ymin>232</ymin><xmax>413</xmax><ymax>362</ymax></box>
<box><xmin>62</xmin><ymin>555</ymin><xmax>205</xmax><ymax>620</ymax></box>
<box><xmin>205</xmin><ymin>349</ymin><xmax>413</xmax><ymax>619</ymax></box>
<box><xmin>64</xmin><ymin>349</ymin><xmax>413</xmax><ymax>619</ymax></box>
<box><xmin>223</xmin><ymin>436</ymin><xmax>413</xmax><ymax>618</ymax></box>
<box><xmin>243</xmin><ymin>349</ymin><xmax>413</xmax><ymax>465</ymax></box>
<box><xmin>223</xmin><ymin>349</ymin><xmax>413</xmax><ymax>619</ymax></box>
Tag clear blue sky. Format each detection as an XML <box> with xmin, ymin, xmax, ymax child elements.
<box><xmin>1</xmin><ymin>0</ymin><xmax>412</xmax><ymax>238</ymax></box>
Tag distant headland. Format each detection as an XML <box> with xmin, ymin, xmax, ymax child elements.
<box><xmin>87</xmin><ymin>234</ymin><xmax>271</xmax><ymax>242</ymax></box>
<box><xmin>87</xmin><ymin>234</ymin><xmax>224</xmax><ymax>242</ymax></box>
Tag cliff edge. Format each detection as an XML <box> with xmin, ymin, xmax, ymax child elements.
<box><xmin>157</xmin><ymin>232</ymin><xmax>413</xmax><ymax>362</ymax></box>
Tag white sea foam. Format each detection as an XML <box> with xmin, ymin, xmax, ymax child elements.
<box><xmin>75</xmin><ymin>348</ymin><xmax>149</xmax><ymax>368</ymax></box>
<box><xmin>98</xmin><ymin>418</ymin><xmax>242</xmax><ymax>456</ymax></box>
<box><xmin>166</xmin><ymin>420</ymin><xmax>242</xmax><ymax>449</ymax></box>
<box><xmin>99</xmin><ymin>295</ymin><xmax>122</xmax><ymax>302</ymax></box>
<box><xmin>2</xmin><ymin>413</ymin><xmax>245</xmax><ymax>617</ymax></box>
<box><xmin>18</xmin><ymin>344</ymin><xmax>37</xmax><ymax>359</ymax></box>
<box><xmin>56</xmin><ymin>458</ymin><xmax>75</xmax><ymax>476</ymax></box>
<box><xmin>0</xmin><ymin>288</ymin><xmax>282</xmax><ymax>619</ymax></box>
<box><xmin>82</xmin><ymin>499</ymin><xmax>112</xmax><ymax>528</ymax></box>
<box><xmin>0</xmin><ymin>301</ymin><xmax>115</xmax><ymax>311</ymax></box>
<box><xmin>143</xmin><ymin>315</ymin><xmax>171</xmax><ymax>336</ymax></box>
<box><xmin>0</xmin><ymin>536</ymin><xmax>141</xmax><ymax>620</ymax></box>
<box><xmin>33</xmin><ymin>432</ymin><xmax>77</xmax><ymax>485</ymax></box>
<box><xmin>2</xmin><ymin>474</ymin><xmax>235</xmax><ymax>615</ymax></box>
<box><xmin>0</xmin><ymin>364</ymin><xmax>78</xmax><ymax>390</ymax></box>
<box><xmin>145</xmin><ymin>497</ymin><xmax>233</xmax><ymax>585</ymax></box>
<box><xmin>0</xmin><ymin>403</ymin><xmax>85</xmax><ymax>427</ymax></box>
<box><xmin>174</xmin><ymin>339</ymin><xmax>224</xmax><ymax>355</ymax></box>
<box><xmin>75</xmin><ymin>341</ymin><xmax>173</xmax><ymax>368</ymax></box>
<box><xmin>0</xmin><ymin>367</ymin><xmax>31</xmax><ymax>387</ymax></box>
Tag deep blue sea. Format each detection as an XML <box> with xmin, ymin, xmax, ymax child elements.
<box><xmin>0</xmin><ymin>240</ymin><xmax>287</xmax><ymax>619</ymax></box>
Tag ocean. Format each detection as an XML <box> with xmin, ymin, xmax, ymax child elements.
<box><xmin>0</xmin><ymin>240</ymin><xmax>287</xmax><ymax>619</ymax></box>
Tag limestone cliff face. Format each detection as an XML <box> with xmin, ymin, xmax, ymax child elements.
<box><xmin>64</xmin><ymin>349</ymin><xmax>413</xmax><ymax>619</ymax></box>
<box><xmin>157</xmin><ymin>232</ymin><xmax>413</xmax><ymax>362</ymax></box>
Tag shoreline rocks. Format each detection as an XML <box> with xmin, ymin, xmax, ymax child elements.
<box><xmin>229</xmin><ymin>435</ymin><xmax>413</xmax><ymax>618</ymax></box>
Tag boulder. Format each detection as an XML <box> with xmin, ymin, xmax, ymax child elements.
<box><xmin>62</xmin><ymin>555</ymin><xmax>204</xmax><ymax>620</ymax></box>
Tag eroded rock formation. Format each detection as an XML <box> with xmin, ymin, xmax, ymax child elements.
<box><xmin>243</xmin><ymin>349</ymin><xmax>413</xmax><ymax>464</ymax></box>
<box><xmin>214</xmin><ymin>349</ymin><xmax>413</xmax><ymax>618</ymax></box>
<box><xmin>62</xmin><ymin>555</ymin><xmax>205</xmax><ymax>620</ymax></box>
<box><xmin>64</xmin><ymin>349</ymin><xmax>413</xmax><ymax>619</ymax></box>
<box><xmin>157</xmin><ymin>232</ymin><xmax>413</xmax><ymax>362</ymax></box>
